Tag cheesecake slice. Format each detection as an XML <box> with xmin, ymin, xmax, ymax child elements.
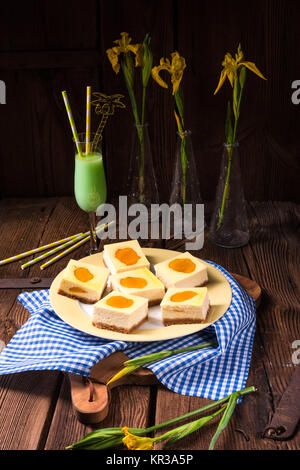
<box><xmin>110</xmin><ymin>267</ymin><xmax>165</xmax><ymax>306</ymax></box>
<box><xmin>103</xmin><ymin>240</ymin><xmax>150</xmax><ymax>274</ymax></box>
<box><xmin>57</xmin><ymin>259</ymin><xmax>109</xmax><ymax>304</ymax></box>
<box><xmin>161</xmin><ymin>287</ymin><xmax>210</xmax><ymax>326</ymax></box>
<box><xmin>154</xmin><ymin>251</ymin><xmax>208</xmax><ymax>289</ymax></box>
<box><xmin>92</xmin><ymin>291</ymin><xmax>148</xmax><ymax>334</ymax></box>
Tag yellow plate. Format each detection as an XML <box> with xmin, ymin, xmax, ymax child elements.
<box><xmin>49</xmin><ymin>247</ymin><xmax>232</xmax><ymax>342</ymax></box>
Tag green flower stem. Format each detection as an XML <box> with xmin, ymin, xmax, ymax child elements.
<box><xmin>217</xmin><ymin>76</ymin><xmax>245</xmax><ymax>230</ymax></box>
<box><xmin>121</xmin><ymin>56</ymin><xmax>145</xmax><ymax>203</ymax></box>
<box><xmin>138</xmin><ymin>85</ymin><xmax>148</xmax><ymax>202</ymax></box>
<box><xmin>217</xmin><ymin>145</ymin><xmax>233</xmax><ymax>230</ymax></box>
<box><xmin>136</xmin><ymin>124</ymin><xmax>145</xmax><ymax>203</ymax></box>
<box><xmin>141</xmin><ymin>85</ymin><xmax>147</xmax><ymax>126</ymax></box>
<box><xmin>162</xmin><ymin>405</ymin><xmax>227</xmax><ymax>448</ymax></box>
<box><xmin>143</xmin><ymin>386</ymin><xmax>256</xmax><ymax>435</ymax></box>
<box><xmin>122</xmin><ymin>61</ymin><xmax>145</xmax><ymax>203</ymax></box>
<box><xmin>106</xmin><ymin>341</ymin><xmax>218</xmax><ymax>386</ymax></box>
<box><xmin>124</xmin><ymin>341</ymin><xmax>218</xmax><ymax>367</ymax></box>
<box><xmin>174</xmin><ymin>85</ymin><xmax>187</xmax><ymax>205</ymax></box>
<box><xmin>181</xmin><ymin>134</ymin><xmax>187</xmax><ymax>205</ymax></box>
<box><xmin>209</xmin><ymin>391</ymin><xmax>239</xmax><ymax>450</ymax></box>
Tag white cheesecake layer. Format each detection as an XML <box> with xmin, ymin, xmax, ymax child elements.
<box><xmin>103</xmin><ymin>240</ymin><xmax>150</xmax><ymax>274</ymax></box>
<box><xmin>154</xmin><ymin>252</ymin><xmax>208</xmax><ymax>289</ymax></box>
<box><xmin>161</xmin><ymin>287</ymin><xmax>210</xmax><ymax>323</ymax></box>
<box><xmin>110</xmin><ymin>268</ymin><xmax>165</xmax><ymax>303</ymax></box>
<box><xmin>92</xmin><ymin>292</ymin><xmax>148</xmax><ymax>332</ymax></box>
<box><xmin>57</xmin><ymin>259</ymin><xmax>109</xmax><ymax>303</ymax></box>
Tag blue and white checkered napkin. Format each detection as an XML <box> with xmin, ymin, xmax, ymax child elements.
<box><xmin>0</xmin><ymin>262</ymin><xmax>256</xmax><ymax>400</ymax></box>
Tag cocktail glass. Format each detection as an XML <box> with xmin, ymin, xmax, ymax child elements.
<box><xmin>74</xmin><ymin>133</ymin><xmax>107</xmax><ymax>254</ymax></box>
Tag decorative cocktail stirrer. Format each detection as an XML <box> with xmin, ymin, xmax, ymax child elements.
<box><xmin>91</xmin><ymin>93</ymin><xmax>126</xmax><ymax>150</ymax></box>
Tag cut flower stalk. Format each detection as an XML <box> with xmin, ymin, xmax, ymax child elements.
<box><xmin>214</xmin><ymin>44</ymin><xmax>266</xmax><ymax>230</ymax></box>
<box><xmin>66</xmin><ymin>386</ymin><xmax>256</xmax><ymax>450</ymax></box>
<box><xmin>106</xmin><ymin>32</ymin><xmax>153</xmax><ymax>203</ymax></box>
<box><xmin>106</xmin><ymin>341</ymin><xmax>218</xmax><ymax>386</ymax></box>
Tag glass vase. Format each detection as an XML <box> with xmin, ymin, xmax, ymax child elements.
<box><xmin>209</xmin><ymin>143</ymin><xmax>249</xmax><ymax>248</ymax></box>
<box><xmin>127</xmin><ymin>123</ymin><xmax>159</xmax><ymax>210</ymax></box>
<box><xmin>169</xmin><ymin>130</ymin><xmax>204</xmax><ymax>248</ymax></box>
<box><xmin>170</xmin><ymin>130</ymin><xmax>202</xmax><ymax>207</ymax></box>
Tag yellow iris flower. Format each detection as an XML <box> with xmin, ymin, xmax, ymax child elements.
<box><xmin>152</xmin><ymin>51</ymin><xmax>186</xmax><ymax>95</ymax></box>
<box><xmin>214</xmin><ymin>47</ymin><xmax>266</xmax><ymax>95</ymax></box>
<box><xmin>122</xmin><ymin>427</ymin><xmax>155</xmax><ymax>450</ymax></box>
<box><xmin>106</xmin><ymin>32</ymin><xmax>142</xmax><ymax>74</ymax></box>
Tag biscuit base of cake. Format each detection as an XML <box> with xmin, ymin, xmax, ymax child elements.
<box><xmin>161</xmin><ymin>287</ymin><xmax>210</xmax><ymax>326</ymax></box>
<box><xmin>92</xmin><ymin>315</ymin><xmax>147</xmax><ymax>334</ymax></box>
<box><xmin>57</xmin><ymin>259</ymin><xmax>109</xmax><ymax>304</ymax></box>
<box><xmin>92</xmin><ymin>291</ymin><xmax>148</xmax><ymax>334</ymax></box>
<box><xmin>57</xmin><ymin>288</ymin><xmax>99</xmax><ymax>304</ymax></box>
<box><xmin>162</xmin><ymin>307</ymin><xmax>210</xmax><ymax>326</ymax></box>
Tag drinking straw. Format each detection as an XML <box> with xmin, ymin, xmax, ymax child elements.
<box><xmin>39</xmin><ymin>236</ymin><xmax>90</xmax><ymax>270</ymax></box>
<box><xmin>39</xmin><ymin>221</ymin><xmax>114</xmax><ymax>270</ymax></box>
<box><xmin>0</xmin><ymin>233</ymin><xmax>86</xmax><ymax>267</ymax></box>
<box><xmin>85</xmin><ymin>86</ymin><xmax>91</xmax><ymax>154</ymax></box>
<box><xmin>62</xmin><ymin>90</ymin><xmax>82</xmax><ymax>157</ymax></box>
<box><xmin>21</xmin><ymin>234</ymin><xmax>85</xmax><ymax>270</ymax></box>
<box><xmin>0</xmin><ymin>220</ymin><xmax>115</xmax><ymax>269</ymax></box>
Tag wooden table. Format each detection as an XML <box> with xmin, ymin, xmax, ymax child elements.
<box><xmin>0</xmin><ymin>197</ymin><xmax>299</xmax><ymax>451</ymax></box>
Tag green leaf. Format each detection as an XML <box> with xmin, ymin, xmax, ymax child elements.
<box><xmin>174</xmin><ymin>84</ymin><xmax>184</xmax><ymax>127</ymax></box>
<box><xmin>122</xmin><ymin>52</ymin><xmax>134</xmax><ymax>90</ymax></box>
<box><xmin>125</xmin><ymin>342</ymin><xmax>218</xmax><ymax>367</ymax></box>
<box><xmin>208</xmin><ymin>392</ymin><xmax>239</xmax><ymax>450</ymax></box>
<box><xmin>239</xmin><ymin>66</ymin><xmax>247</xmax><ymax>90</ymax></box>
<box><xmin>66</xmin><ymin>428</ymin><xmax>125</xmax><ymax>450</ymax></box>
<box><xmin>163</xmin><ymin>406</ymin><xmax>226</xmax><ymax>448</ymax></box>
<box><xmin>121</xmin><ymin>57</ymin><xmax>140</xmax><ymax>125</ymax></box>
<box><xmin>141</xmin><ymin>33</ymin><xmax>153</xmax><ymax>88</ymax></box>
<box><xmin>225</xmin><ymin>101</ymin><xmax>233</xmax><ymax>144</ymax></box>
<box><xmin>233</xmin><ymin>78</ymin><xmax>240</xmax><ymax>119</ymax></box>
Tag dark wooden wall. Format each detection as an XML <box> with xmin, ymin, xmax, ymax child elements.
<box><xmin>0</xmin><ymin>0</ymin><xmax>299</xmax><ymax>202</ymax></box>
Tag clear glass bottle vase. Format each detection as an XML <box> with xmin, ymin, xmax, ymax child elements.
<box><xmin>170</xmin><ymin>130</ymin><xmax>202</xmax><ymax>206</ymax></box>
<box><xmin>169</xmin><ymin>130</ymin><xmax>204</xmax><ymax>248</ymax></box>
<box><xmin>127</xmin><ymin>123</ymin><xmax>159</xmax><ymax>208</ymax></box>
<box><xmin>209</xmin><ymin>143</ymin><xmax>249</xmax><ymax>248</ymax></box>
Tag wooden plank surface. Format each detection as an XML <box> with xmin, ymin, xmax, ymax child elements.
<box><xmin>0</xmin><ymin>197</ymin><xmax>299</xmax><ymax>450</ymax></box>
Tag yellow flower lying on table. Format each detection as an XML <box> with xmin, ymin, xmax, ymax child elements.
<box><xmin>214</xmin><ymin>44</ymin><xmax>267</xmax><ymax>229</ymax></box>
<box><xmin>122</xmin><ymin>427</ymin><xmax>155</xmax><ymax>450</ymax></box>
<box><xmin>152</xmin><ymin>51</ymin><xmax>188</xmax><ymax>204</ymax></box>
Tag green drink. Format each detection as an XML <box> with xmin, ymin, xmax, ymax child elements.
<box><xmin>74</xmin><ymin>133</ymin><xmax>107</xmax><ymax>254</ymax></box>
<box><xmin>74</xmin><ymin>153</ymin><xmax>106</xmax><ymax>212</ymax></box>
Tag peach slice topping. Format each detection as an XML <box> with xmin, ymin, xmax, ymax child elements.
<box><xmin>115</xmin><ymin>247</ymin><xmax>141</xmax><ymax>266</ymax></box>
<box><xmin>74</xmin><ymin>267</ymin><xmax>94</xmax><ymax>282</ymax></box>
<box><xmin>168</xmin><ymin>258</ymin><xmax>196</xmax><ymax>273</ymax></box>
<box><xmin>170</xmin><ymin>291</ymin><xmax>197</xmax><ymax>302</ymax></box>
<box><xmin>120</xmin><ymin>277</ymin><xmax>148</xmax><ymax>289</ymax></box>
<box><xmin>106</xmin><ymin>295</ymin><xmax>134</xmax><ymax>309</ymax></box>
